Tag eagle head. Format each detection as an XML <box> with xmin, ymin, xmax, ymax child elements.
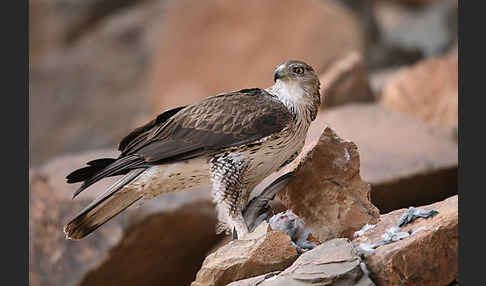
<box><xmin>270</xmin><ymin>60</ymin><xmax>321</xmax><ymax>117</ymax></box>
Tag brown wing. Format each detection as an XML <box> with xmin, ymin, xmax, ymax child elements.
<box><xmin>120</xmin><ymin>88</ymin><xmax>293</xmax><ymax>162</ymax></box>
<box><xmin>68</xmin><ymin>88</ymin><xmax>293</xmax><ymax>197</ymax></box>
<box><xmin>118</xmin><ymin>105</ymin><xmax>186</xmax><ymax>154</ymax></box>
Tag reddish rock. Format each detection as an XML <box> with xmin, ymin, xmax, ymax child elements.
<box><xmin>276</xmin><ymin>120</ymin><xmax>380</xmax><ymax>243</ymax></box>
<box><xmin>381</xmin><ymin>50</ymin><xmax>458</xmax><ymax>130</ymax></box>
<box><xmin>29</xmin><ymin>150</ymin><xmax>218</xmax><ymax>286</ymax></box>
<box><xmin>30</xmin><ymin>170</ymin><xmax>122</xmax><ymax>286</ymax></box>
<box><xmin>192</xmin><ymin>223</ymin><xmax>299</xmax><ymax>286</ymax></box>
<box><xmin>353</xmin><ymin>195</ymin><xmax>458</xmax><ymax>286</ymax></box>
<box><xmin>228</xmin><ymin>238</ymin><xmax>375</xmax><ymax>286</ymax></box>
<box><xmin>77</xmin><ymin>202</ymin><xmax>223</xmax><ymax>286</ymax></box>
<box><xmin>320</xmin><ymin>103</ymin><xmax>457</xmax><ymax>213</ymax></box>
<box><xmin>147</xmin><ymin>0</ymin><xmax>364</xmax><ymax>114</ymax></box>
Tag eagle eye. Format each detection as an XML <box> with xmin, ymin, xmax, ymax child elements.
<box><xmin>293</xmin><ymin>67</ymin><xmax>304</xmax><ymax>74</ymax></box>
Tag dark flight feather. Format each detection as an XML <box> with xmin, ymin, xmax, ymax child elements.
<box><xmin>243</xmin><ymin>172</ymin><xmax>296</xmax><ymax>232</ymax></box>
<box><xmin>64</xmin><ymin>169</ymin><xmax>146</xmax><ymax>239</ymax></box>
<box><xmin>118</xmin><ymin>105</ymin><xmax>186</xmax><ymax>153</ymax></box>
<box><xmin>119</xmin><ymin>88</ymin><xmax>292</xmax><ymax>161</ymax></box>
<box><xmin>66</xmin><ymin>158</ymin><xmax>116</xmax><ymax>183</ymax></box>
<box><xmin>67</xmin><ymin>88</ymin><xmax>293</xmax><ymax>198</ymax></box>
<box><xmin>71</xmin><ymin>155</ymin><xmax>144</xmax><ymax>198</ymax></box>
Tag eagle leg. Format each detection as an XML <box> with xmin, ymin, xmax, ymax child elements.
<box><xmin>210</xmin><ymin>153</ymin><xmax>250</xmax><ymax>239</ymax></box>
<box><xmin>232</xmin><ymin>213</ymin><xmax>249</xmax><ymax>239</ymax></box>
<box><xmin>212</xmin><ymin>190</ymin><xmax>250</xmax><ymax>239</ymax></box>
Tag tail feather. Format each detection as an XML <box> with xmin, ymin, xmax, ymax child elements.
<box><xmin>69</xmin><ymin>155</ymin><xmax>145</xmax><ymax>199</ymax></box>
<box><xmin>64</xmin><ymin>169</ymin><xmax>146</xmax><ymax>240</ymax></box>
<box><xmin>66</xmin><ymin>158</ymin><xmax>116</xmax><ymax>183</ymax></box>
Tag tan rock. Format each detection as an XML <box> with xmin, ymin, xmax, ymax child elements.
<box><xmin>77</xmin><ymin>202</ymin><xmax>223</xmax><ymax>286</ymax></box>
<box><xmin>228</xmin><ymin>238</ymin><xmax>375</xmax><ymax>286</ymax></box>
<box><xmin>381</xmin><ymin>51</ymin><xmax>458</xmax><ymax>130</ymax></box>
<box><xmin>30</xmin><ymin>167</ymin><xmax>122</xmax><ymax>286</ymax></box>
<box><xmin>320</xmin><ymin>103</ymin><xmax>457</xmax><ymax>213</ymax></box>
<box><xmin>276</xmin><ymin>118</ymin><xmax>380</xmax><ymax>242</ymax></box>
<box><xmin>147</xmin><ymin>0</ymin><xmax>364</xmax><ymax>114</ymax></box>
<box><xmin>353</xmin><ymin>195</ymin><xmax>458</xmax><ymax>286</ymax></box>
<box><xmin>192</xmin><ymin>223</ymin><xmax>299</xmax><ymax>286</ymax></box>
<box><xmin>29</xmin><ymin>150</ymin><xmax>219</xmax><ymax>286</ymax></box>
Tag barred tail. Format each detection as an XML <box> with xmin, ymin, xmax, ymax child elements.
<box><xmin>64</xmin><ymin>169</ymin><xmax>146</xmax><ymax>240</ymax></box>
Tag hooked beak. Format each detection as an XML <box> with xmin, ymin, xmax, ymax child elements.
<box><xmin>273</xmin><ymin>65</ymin><xmax>287</xmax><ymax>82</ymax></box>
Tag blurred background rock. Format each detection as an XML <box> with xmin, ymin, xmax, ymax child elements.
<box><xmin>29</xmin><ymin>0</ymin><xmax>458</xmax><ymax>285</ymax></box>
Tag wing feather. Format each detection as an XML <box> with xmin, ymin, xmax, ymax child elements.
<box><xmin>120</xmin><ymin>88</ymin><xmax>293</xmax><ymax>163</ymax></box>
<box><xmin>67</xmin><ymin>88</ymin><xmax>293</xmax><ymax>196</ymax></box>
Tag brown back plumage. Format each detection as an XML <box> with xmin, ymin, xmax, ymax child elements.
<box><xmin>66</xmin><ymin>88</ymin><xmax>293</xmax><ymax>198</ymax></box>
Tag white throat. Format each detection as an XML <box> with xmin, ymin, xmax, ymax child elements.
<box><xmin>268</xmin><ymin>80</ymin><xmax>304</xmax><ymax>107</ymax></box>
<box><xmin>266</xmin><ymin>80</ymin><xmax>316</xmax><ymax>119</ymax></box>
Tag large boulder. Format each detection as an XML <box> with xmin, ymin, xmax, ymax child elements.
<box><xmin>380</xmin><ymin>49</ymin><xmax>458</xmax><ymax>131</ymax></box>
<box><xmin>29</xmin><ymin>150</ymin><xmax>219</xmax><ymax>286</ymax></box>
<box><xmin>192</xmin><ymin>222</ymin><xmax>299</xmax><ymax>286</ymax></box>
<box><xmin>147</xmin><ymin>0</ymin><xmax>365</xmax><ymax>114</ymax></box>
<box><xmin>76</xmin><ymin>201</ymin><xmax>222</xmax><ymax>286</ymax></box>
<box><xmin>320</xmin><ymin>103</ymin><xmax>457</xmax><ymax>213</ymax></box>
<box><xmin>353</xmin><ymin>195</ymin><xmax>458</xmax><ymax>286</ymax></box>
<box><xmin>275</xmin><ymin>117</ymin><xmax>380</xmax><ymax>242</ymax></box>
<box><xmin>228</xmin><ymin>238</ymin><xmax>375</xmax><ymax>286</ymax></box>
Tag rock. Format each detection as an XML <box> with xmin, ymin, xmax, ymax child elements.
<box><xmin>276</xmin><ymin>118</ymin><xmax>380</xmax><ymax>242</ymax></box>
<box><xmin>380</xmin><ymin>50</ymin><xmax>458</xmax><ymax>131</ymax></box>
<box><xmin>320</xmin><ymin>103</ymin><xmax>457</xmax><ymax>213</ymax></box>
<box><xmin>353</xmin><ymin>195</ymin><xmax>458</xmax><ymax>286</ymax></box>
<box><xmin>192</xmin><ymin>222</ymin><xmax>299</xmax><ymax>286</ymax></box>
<box><xmin>77</xmin><ymin>202</ymin><xmax>223</xmax><ymax>286</ymax></box>
<box><xmin>228</xmin><ymin>238</ymin><xmax>375</xmax><ymax>286</ymax></box>
<box><xmin>29</xmin><ymin>0</ymin><xmax>164</xmax><ymax>166</ymax></box>
<box><xmin>29</xmin><ymin>150</ymin><xmax>219</xmax><ymax>286</ymax></box>
<box><xmin>319</xmin><ymin>51</ymin><xmax>374</xmax><ymax>109</ymax></box>
<box><xmin>147</xmin><ymin>0</ymin><xmax>365</xmax><ymax>114</ymax></box>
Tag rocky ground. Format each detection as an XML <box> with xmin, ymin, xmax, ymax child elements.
<box><xmin>29</xmin><ymin>0</ymin><xmax>458</xmax><ymax>285</ymax></box>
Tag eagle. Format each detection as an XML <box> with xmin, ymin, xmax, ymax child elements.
<box><xmin>64</xmin><ymin>60</ymin><xmax>321</xmax><ymax>240</ymax></box>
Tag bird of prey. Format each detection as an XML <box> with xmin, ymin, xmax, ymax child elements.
<box><xmin>64</xmin><ymin>60</ymin><xmax>321</xmax><ymax>240</ymax></box>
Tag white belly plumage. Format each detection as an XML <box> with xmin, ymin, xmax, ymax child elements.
<box><xmin>127</xmin><ymin>156</ymin><xmax>212</xmax><ymax>199</ymax></box>
<box><xmin>124</xmin><ymin>128</ymin><xmax>306</xmax><ymax>202</ymax></box>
